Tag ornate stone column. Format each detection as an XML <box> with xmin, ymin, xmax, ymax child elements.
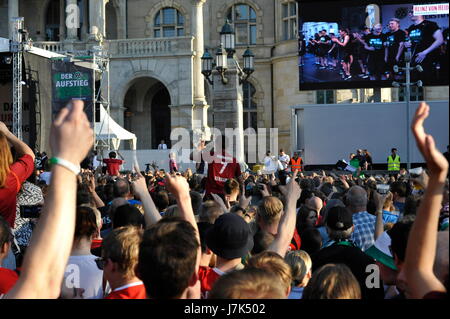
<box><xmin>211</xmin><ymin>61</ymin><xmax>245</xmax><ymax>163</ymax></box>
<box><xmin>8</xmin><ymin>0</ymin><xmax>19</xmax><ymax>38</ymax></box>
<box><xmin>89</xmin><ymin>0</ymin><xmax>107</xmax><ymax>39</ymax></box>
<box><xmin>191</xmin><ymin>0</ymin><xmax>210</xmax><ymax>141</ymax></box>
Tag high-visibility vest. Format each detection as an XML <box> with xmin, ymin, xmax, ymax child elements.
<box><xmin>290</xmin><ymin>157</ymin><xmax>302</xmax><ymax>171</ymax></box>
<box><xmin>388</xmin><ymin>155</ymin><xmax>401</xmax><ymax>171</ymax></box>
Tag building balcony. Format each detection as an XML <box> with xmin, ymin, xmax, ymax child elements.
<box><xmin>32</xmin><ymin>37</ymin><xmax>194</xmax><ymax>59</ymax></box>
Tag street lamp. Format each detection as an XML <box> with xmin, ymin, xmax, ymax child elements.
<box><xmin>201</xmin><ymin>48</ymin><xmax>213</xmax><ymax>85</ymax></box>
<box><xmin>392</xmin><ymin>47</ymin><xmax>424</xmax><ymax>170</ymax></box>
<box><xmin>215</xmin><ymin>43</ymin><xmax>228</xmax><ymax>84</ymax></box>
<box><xmin>220</xmin><ymin>19</ymin><xmax>235</xmax><ymax>57</ymax></box>
<box><xmin>241</xmin><ymin>47</ymin><xmax>255</xmax><ymax>84</ymax></box>
<box><xmin>201</xmin><ymin>21</ymin><xmax>255</xmax><ymax>86</ymax></box>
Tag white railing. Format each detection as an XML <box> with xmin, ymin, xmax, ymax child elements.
<box><xmin>33</xmin><ymin>36</ymin><xmax>194</xmax><ymax>58</ymax></box>
<box><xmin>105</xmin><ymin>36</ymin><xmax>193</xmax><ymax>58</ymax></box>
<box><xmin>32</xmin><ymin>41</ymin><xmax>65</xmax><ymax>53</ymax></box>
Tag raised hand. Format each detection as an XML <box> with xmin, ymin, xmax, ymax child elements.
<box><xmin>412</xmin><ymin>102</ymin><xmax>448</xmax><ymax>180</ymax></box>
<box><xmin>373</xmin><ymin>191</ymin><xmax>387</xmax><ymax>212</ymax></box>
<box><xmin>211</xmin><ymin>193</ymin><xmax>229</xmax><ymax>213</ymax></box>
<box><xmin>238</xmin><ymin>190</ymin><xmax>252</xmax><ymax>210</ymax></box>
<box><xmin>259</xmin><ymin>183</ymin><xmax>271</xmax><ymax>198</ymax></box>
<box><xmin>411</xmin><ymin>102</ymin><xmax>429</xmax><ymax>157</ymax></box>
<box><xmin>0</xmin><ymin>121</ymin><xmax>10</xmax><ymax>134</ymax></box>
<box><xmin>51</xmin><ymin>99</ymin><xmax>93</xmax><ymax>164</ymax></box>
<box><xmin>131</xmin><ymin>175</ymin><xmax>149</xmax><ymax>199</ymax></box>
<box><xmin>165</xmin><ymin>173</ymin><xmax>190</xmax><ymax>199</ymax></box>
<box><xmin>286</xmin><ymin>170</ymin><xmax>301</xmax><ymax>203</ymax></box>
<box><xmin>422</xmin><ymin>135</ymin><xmax>448</xmax><ymax>181</ymax></box>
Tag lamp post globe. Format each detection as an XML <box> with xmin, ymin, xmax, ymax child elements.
<box><xmin>220</xmin><ymin>19</ymin><xmax>235</xmax><ymax>57</ymax></box>
<box><xmin>243</xmin><ymin>47</ymin><xmax>255</xmax><ymax>76</ymax></box>
<box><xmin>201</xmin><ymin>49</ymin><xmax>213</xmax><ymax>77</ymax></box>
<box><xmin>215</xmin><ymin>43</ymin><xmax>228</xmax><ymax>71</ymax></box>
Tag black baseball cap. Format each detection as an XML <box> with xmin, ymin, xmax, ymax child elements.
<box><xmin>326</xmin><ymin>206</ymin><xmax>353</xmax><ymax>231</ymax></box>
<box><xmin>206</xmin><ymin>213</ymin><xmax>254</xmax><ymax>259</ymax></box>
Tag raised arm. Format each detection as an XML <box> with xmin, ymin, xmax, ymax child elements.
<box><xmin>373</xmin><ymin>191</ymin><xmax>387</xmax><ymax>240</ymax></box>
<box><xmin>165</xmin><ymin>174</ymin><xmax>200</xmax><ymax>246</ymax></box>
<box><xmin>131</xmin><ymin>173</ymin><xmax>161</xmax><ymax>227</ymax></box>
<box><xmin>6</xmin><ymin>100</ymin><xmax>93</xmax><ymax>299</ymax></box>
<box><xmin>87</xmin><ymin>172</ymin><xmax>105</xmax><ymax>208</ymax></box>
<box><xmin>402</xmin><ymin>102</ymin><xmax>448</xmax><ymax>298</ymax></box>
<box><xmin>333</xmin><ymin>35</ymin><xmax>349</xmax><ymax>47</ymax></box>
<box><xmin>268</xmin><ymin>170</ymin><xmax>301</xmax><ymax>258</ymax></box>
<box><xmin>0</xmin><ymin>122</ymin><xmax>35</xmax><ymax>161</ymax></box>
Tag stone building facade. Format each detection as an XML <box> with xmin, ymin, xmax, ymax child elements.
<box><xmin>0</xmin><ymin>0</ymin><xmax>448</xmax><ymax>159</ymax></box>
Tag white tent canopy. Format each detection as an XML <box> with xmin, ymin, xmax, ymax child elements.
<box><xmin>95</xmin><ymin>104</ymin><xmax>137</xmax><ymax>150</ymax></box>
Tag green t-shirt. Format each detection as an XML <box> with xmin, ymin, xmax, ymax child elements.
<box><xmin>350</xmin><ymin>158</ymin><xmax>360</xmax><ymax>168</ymax></box>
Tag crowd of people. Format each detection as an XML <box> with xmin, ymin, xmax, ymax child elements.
<box><xmin>301</xmin><ymin>12</ymin><xmax>448</xmax><ymax>83</ymax></box>
<box><xmin>0</xmin><ymin>100</ymin><xmax>448</xmax><ymax>300</ymax></box>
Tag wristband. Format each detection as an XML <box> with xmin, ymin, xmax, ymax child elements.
<box><xmin>50</xmin><ymin>157</ymin><xmax>81</xmax><ymax>175</ymax></box>
<box><xmin>235</xmin><ymin>206</ymin><xmax>247</xmax><ymax>214</ymax></box>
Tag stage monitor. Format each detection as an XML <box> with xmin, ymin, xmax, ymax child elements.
<box><xmin>297</xmin><ymin>0</ymin><xmax>449</xmax><ymax>90</ymax></box>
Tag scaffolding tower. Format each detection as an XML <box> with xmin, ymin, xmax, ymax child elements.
<box><xmin>91</xmin><ymin>45</ymin><xmax>111</xmax><ymax>153</ymax></box>
<box><xmin>10</xmin><ymin>17</ymin><xmax>24</xmax><ymax>140</ymax></box>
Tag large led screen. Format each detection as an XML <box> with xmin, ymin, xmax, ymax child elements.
<box><xmin>297</xmin><ymin>0</ymin><xmax>449</xmax><ymax>90</ymax></box>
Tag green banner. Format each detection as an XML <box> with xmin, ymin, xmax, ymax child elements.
<box><xmin>51</xmin><ymin>60</ymin><xmax>94</xmax><ymax>123</ymax></box>
<box><xmin>53</xmin><ymin>70</ymin><xmax>92</xmax><ymax>100</ymax></box>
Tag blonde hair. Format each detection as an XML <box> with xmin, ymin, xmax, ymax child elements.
<box><xmin>208</xmin><ymin>268</ymin><xmax>287</xmax><ymax>299</ymax></box>
<box><xmin>102</xmin><ymin>226</ymin><xmax>143</xmax><ymax>279</ymax></box>
<box><xmin>80</xmin><ymin>203</ymin><xmax>102</xmax><ymax>232</ymax></box>
<box><xmin>245</xmin><ymin>251</ymin><xmax>292</xmax><ymax>293</ymax></box>
<box><xmin>284</xmin><ymin>250</ymin><xmax>312</xmax><ymax>286</ymax></box>
<box><xmin>257</xmin><ymin>196</ymin><xmax>284</xmax><ymax>226</ymax></box>
<box><xmin>302</xmin><ymin>263</ymin><xmax>361</xmax><ymax>299</ymax></box>
<box><xmin>0</xmin><ymin>132</ymin><xmax>13</xmax><ymax>188</ymax></box>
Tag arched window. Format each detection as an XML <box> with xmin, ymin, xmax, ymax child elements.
<box><xmin>154</xmin><ymin>7</ymin><xmax>184</xmax><ymax>38</ymax></box>
<box><xmin>226</xmin><ymin>4</ymin><xmax>257</xmax><ymax>45</ymax></box>
<box><xmin>282</xmin><ymin>1</ymin><xmax>297</xmax><ymax>41</ymax></box>
<box><xmin>243</xmin><ymin>81</ymin><xmax>257</xmax><ymax>130</ymax></box>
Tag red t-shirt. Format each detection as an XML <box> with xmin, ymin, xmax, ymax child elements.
<box><xmin>289</xmin><ymin>228</ymin><xmax>302</xmax><ymax>251</ymax></box>
<box><xmin>0</xmin><ymin>154</ymin><xmax>34</xmax><ymax>228</ymax></box>
<box><xmin>205</xmin><ymin>152</ymin><xmax>241</xmax><ymax>195</ymax></box>
<box><xmin>91</xmin><ymin>239</ymin><xmax>103</xmax><ymax>250</ymax></box>
<box><xmin>198</xmin><ymin>266</ymin><xmax>222</xmax><ymax>295</ymax></box>
<box><xmin>0</xmin><ymin>268</ymin><xmax>19</xmax><ymax>295</ymax></box>
<box><xmin>104</xmin><ymin>282</ymin><xmax>147</xmax><ymax>299</ymax></box>
<box><xmin>103</xmin><ymin>158</ymin><xmax>124</xmax><ymax>176</ymax></box>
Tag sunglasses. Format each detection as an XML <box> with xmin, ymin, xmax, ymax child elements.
<box><xmin>95</xmin><ymin>257</ymin><xmax>107</xmax><ymax>270</ymax></box>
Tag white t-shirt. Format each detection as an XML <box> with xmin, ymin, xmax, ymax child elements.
<box><xmin>158</xmin><ymin>144</ymin><xmax>168</xmax><ymax>150</ymax></box>
<box><xmin>262</xmin><ymin>156</ymin><xmax>282</xmax><ymax>174</ymax></box>
<box><xmin>63</xmin><ymin>255</ymin><xmax>104</xmax><ymax>299</ymax></box>
<box><xmin>92</xmin><ymin>156</ymin><xmax>101</xmax><ymax>169</ymax></box>
<box><xmin>279</xmin><ymin>154</ymin><xmax>290</xmax><ymax>169</ymax></box>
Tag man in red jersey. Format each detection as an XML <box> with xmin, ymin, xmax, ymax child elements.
<box><xmin>103</xmin><ymin>151</ymin><xmax>125</xmax><ymax>176</ymax></box>
<box><xmin>193</xmin><ymin>135</ymin><xmax>241</xmax><ymax>198</ymax></box>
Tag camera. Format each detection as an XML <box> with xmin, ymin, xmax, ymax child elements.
<box><xmin>376</xmin><ymin>184</ymin><xmax>390</xmax><ymax>195</ymax></box>
<box><xmin>20</xmin><ymin>205</ymin><xmax>42</xmax><ymax>218</ymax></box>
<box><xmin>409</xmin><ymin>167</ymin><xmax>423</xmax><ymax>178</ymax></box>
